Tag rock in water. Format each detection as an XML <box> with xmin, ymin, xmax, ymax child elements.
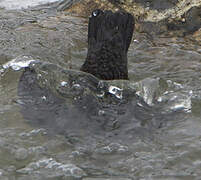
<box><xmin>80</xmin><ymin>9</ymin><xmax>134</xmax><ymax>80</ymax></box>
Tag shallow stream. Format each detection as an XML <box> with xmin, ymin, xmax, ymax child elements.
<box><xmin>0</xmin><ymin>2</ymin><xmax>201</xmax><ymax>180</ymax></box>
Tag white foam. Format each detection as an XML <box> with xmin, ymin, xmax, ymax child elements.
<box><xmin>60</xmin><ymin>81</ymin><xmax>68</xmax><ymax>87</ymax></box>
<box><xmin>0</xmin><ymin>0</ymin><xmax>60</xmax><ymax>10</ymax></box>
<box><xmin>108</xmin><ymin>85</ymin><xmax>123</xmax><ymax>99</ymax></box>
<box><xmin>3</xmin><ymin>55</ymin><xmax>38</xmax><ymax>71</ymax></box>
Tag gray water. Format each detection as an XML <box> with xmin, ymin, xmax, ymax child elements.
<box><xmin>0</xmin><ymin>5</ymin><xmax>201</xmax><ymax>180</ymax></box>
<box><xmin>0</xmin><ymin>0</ymin><xmax>60</xmax><ymax>10</ymax></box>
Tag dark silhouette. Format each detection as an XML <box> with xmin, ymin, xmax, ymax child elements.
<box><xmin>81</xmin><ymin>9</ymin><xmax>134</xmax><ymax>80</ymax></box>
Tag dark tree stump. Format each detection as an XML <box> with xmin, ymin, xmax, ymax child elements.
<box><xmin>80</xmin><ymin>9</ymin><xmax>134</xmax><ymax>80</ymax></box>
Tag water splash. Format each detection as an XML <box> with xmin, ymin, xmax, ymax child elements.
<box><xmin>17</xmin><ymin>158</ymin><xmax>86</xmax><ymax>178</ymax></box>
<box><xmin>60</xmin><ymin>81</ymin><xmax>68</xmax><ymax>87</ymax></box>
<box><xmin>132</xmin><ymin>77</ymin><xmax>192</xmax><ymax>112</ymax></box>
<box><xmin>158</xmin><ymin>91</ymin><xmax>192</xmax><ymax>113</ymax></box>
<box><xmin>96</xmin><ymin>81</ymin><xmax>106</xmax><ymax>97</ymax></box>
<box><xmin>134</xmin><ymin>78</ymin><xmax>160</xmax><ymax>106</ymax></box>
<box><xmin>108</xmin><ymin>85</ymin><xmax>123</xmax><ymax>99</ymax></box>
<box><xmin>2</xmin><ymin>55</ymin><xmax>39</xmax><ymax>71</ymax></box>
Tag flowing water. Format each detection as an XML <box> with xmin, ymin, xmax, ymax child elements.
<box><xmin>0</xmin><ymin>0</ymin><xmax>60</xmax><ymax>10</ymax></box>
<box><xmin>0</xmin><ymin>2</ymin><xmax>201</xmax><ymax>180</ymax></box>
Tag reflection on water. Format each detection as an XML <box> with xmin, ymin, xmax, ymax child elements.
<box><xmin>0</xmin><ymin>8</ymin><xmax>201</xmax><ymax>180</ymax></box>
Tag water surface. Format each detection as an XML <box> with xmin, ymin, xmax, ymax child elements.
<box><xmin>0</xmin><ymin>0</ymin><xmax>60</xmax><ymax>9</ymax></box>
<box><xmin>0</xmin><ymin>4</ymin><xmax>201</xmax><ymax>180</ymax></box>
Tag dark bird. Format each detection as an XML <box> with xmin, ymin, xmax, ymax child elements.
<box><xmin>81</xmin><ymin>9</ymin><xmax>134</xmax><ymax>80</ymax></box>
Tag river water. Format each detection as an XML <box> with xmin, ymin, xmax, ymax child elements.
<box><xmin>0</xmin><ymin>2</ymin><xmax>201</xmax><ymax>180</ymax></box>
<box><xmin>0</xmin><ymin>0</ymin><xmax>60</xmax><ymax>10</ymax></box>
